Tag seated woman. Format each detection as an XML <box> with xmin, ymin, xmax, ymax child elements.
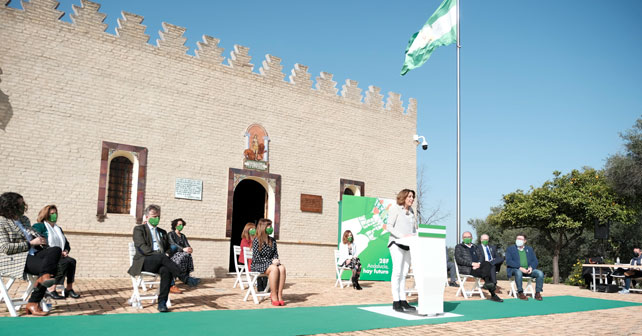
<box><xmin>32</xmin><ymin>205</ymin><xmax>80</xmax><ymax>299</ymax></box>
<box><xmin>0</xmin><ymin>192</ymin><xmax>61</xmax><ymax>316</ymax></box>
<box><xmin>168</xmin><ymin>218</ymin><xmax>197</xmax><ymax>293</ymax></box>
<box><xmin>239</xmin><ymin>222</ymin><xmax>256</xmax><ymax>271</ymax></box>
<box><xmin>251</xmin><ymin>218</ymin><xmax>286</xmax><ymax>306</ymax></box>
<box><xmin>339</xmin><ymin>229</ymin><xmax>362</xmax><ymax>290</ymax></box>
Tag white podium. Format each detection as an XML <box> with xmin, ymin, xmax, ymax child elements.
<box><xmin>397</xmin><ymin>224</ymin><xmax>446</xmax><ymax>316</ymax></box>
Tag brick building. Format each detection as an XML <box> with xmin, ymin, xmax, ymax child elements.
<box><xmin>0</xmin><ymin>0</ymin><xmax>417</xmax><ymax>278</ymax></box>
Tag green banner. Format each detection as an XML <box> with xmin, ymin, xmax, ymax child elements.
<box><xmin>338</xmin><ymin>195</ymin><xmax>394</xmax><ymax>281</ymax></box>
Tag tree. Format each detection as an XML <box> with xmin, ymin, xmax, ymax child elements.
<box><xmin>605</xmin><ymin>117</ymin><xmax>642</xmax><ymax>202</ymax></box>
<box><xmin>490</xmin><ymin>168</ymin><xmax>635</xmax><ymax>283</ymax></box>
<box><xmin>605</xmin><ymin>116</ymin><xmax>642</xmax><ymax>257</ymax></box>
<box><xmin>416</xmin><ymin>164</ymin><xmax>449</xmax><ymax>225</ymax></box>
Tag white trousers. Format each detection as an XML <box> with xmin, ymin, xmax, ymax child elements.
<box><xmin>389</xmin><ymin>244</ymin><xmax>411</xmax><ymax>301</ymax></box>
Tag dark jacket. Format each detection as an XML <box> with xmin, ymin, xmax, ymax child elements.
<box><xmin>127</xmin><ymin>224</ymin><xmax>170</xmax><ymax>276</ymax></box>
<box><xmin>477</xmin><ymin>244</ymin><xmax>504</xmax><ymax>265</ymax></box>
<box><xmin>168</xmin><ymin>231</ymin><xmax>190</xmax><ymax>250</ymax></box>
<box><xmin>455</xmin><ymin>243</ymin><xmax>478</xmax><ymax>275</ymax></box>
<box><xmin>505</xmin><ymin>244</ymin><xmax>538</xmax><ymax>278</ymax></box>
<box><xmin>32</xmin><ymin>222</ymin><xmax>71</xmax><ymax>253</ymax></box>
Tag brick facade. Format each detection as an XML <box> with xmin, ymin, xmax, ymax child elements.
<box><xmin>0</xmin><ymin>0</ymin><xmax>417</xmax><ymax>278</ymax></box>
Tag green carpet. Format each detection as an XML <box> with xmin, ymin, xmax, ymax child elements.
<box><xmin>1</xmin><ymin>296</ymin><xmax>639</xmax><ymax>336</ymax></box>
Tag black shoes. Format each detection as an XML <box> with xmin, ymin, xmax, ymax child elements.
<box><xmin>490</xmin><ymin>294</ymin><xmax>503</xmax><ymax>302</ymax></box>
<box><xmin>63</xmin><ymin>289</ymin><xmax>81</xmax><ymax>299</ymax></box>
<box><xmin>352</xmin><ymin>280</ymin><xmax>363</xmax><ymax>290</ymax></box>
<box><xmin>448</xmin><ymin>281</ymin><xmax>458</xmax><ymax>287</ymax></box>
<box><xmin>399</xmin><ymin>300</ymin><xmax>416</xmax><ymax>311</ymax></box>
<box><xmin>45</xmin><ymin>290</ymin><xmax>64</xmax><ymax>300</ymax></box>
<box><xmin>158</xmin><ymin>301</ymin><xmax>170</xmax><ymax>313</ymax></box>
<box><xmin>392</xmin><ymin>301</ymin><xmax>404</xmax><ymax>312</ymax></box>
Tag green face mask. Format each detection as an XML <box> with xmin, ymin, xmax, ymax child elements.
<box><xmin>49</xmin><ymin>213</ymin><xmax>58</xmax><ymax>222</ymax></box>
<box><xmin>463</xmin><ymin>238</ymin><xmax>472</xmax><ymax>244</ymax></box>
<box><xmin>249</xmin><ymin>228</ymin><xmax>256</xmax><ymax>236</ymax></box>
<box><xmin>148</xmin><ymin>217</ymin><xmax>160</xmax><ymax>227</ymax></box>
<box><xmin>176</xmin><ymin>224</ymin><xmax>184</xmax><ymax>231</ymax></box>
<box><xmin>266</xmin><ymin>227</ymin><xmax>274</xmax><ymax>235</ymax></box>
<box><xmin>481</xmin><ymin>240</ymin><xmax>488</xmax><ymax>246</ymax></box>
<box><xmin>348</xmin><ymin>236</ymin><xmax>353</xmax><ymax>242</ymax></box>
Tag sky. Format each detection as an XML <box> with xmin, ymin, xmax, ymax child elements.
<box><xmin>8</xmin><ymin>0</ymin><xmax>641</xmax><ymax>246</ymax></box>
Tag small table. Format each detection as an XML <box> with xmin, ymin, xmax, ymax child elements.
<box><xmin>582</xmin><ymin>264</ymin><xmax>642</xmax><ymax>292</ymax></box>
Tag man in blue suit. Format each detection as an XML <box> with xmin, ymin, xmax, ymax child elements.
<box><xmin>505</xmin><ymin>234</ymin><xmax>544</xmax><ymax>301</ymax></box>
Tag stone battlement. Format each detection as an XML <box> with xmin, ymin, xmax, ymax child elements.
<box><xmin>0</xmin><ymin>0</ymin><xmax>417</xmax><ymax>116</ymax></box>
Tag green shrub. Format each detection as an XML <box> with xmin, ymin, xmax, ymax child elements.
<box><xmin>565</xmin><ymin>259</ymin><xmax>584</xmax><ymax>286</ymax></box>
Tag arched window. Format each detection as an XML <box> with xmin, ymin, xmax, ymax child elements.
<box><xmin>97</xmin><ymin>141</ymin><xmax>148</xmax><ymax>223</ymax></box>
<box><xmin>339</xmin><ymin>179</ymin><xmax>365</xmax><ymax>200</ymax></box>
<box><xmin>107</xmin><ymin>156</ymin><xmax>133</xmax><ymax>214</ymax></box>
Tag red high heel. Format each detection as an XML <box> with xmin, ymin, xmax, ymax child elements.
<box><xmin>271</xmin><ymin>299</ymin><xmax>280</xmax><ymax>306</ymax></box>
<box><xmin>278</xmin><ymin>300</ymin><xmax>284</xmax><ymax>306</ymax></box>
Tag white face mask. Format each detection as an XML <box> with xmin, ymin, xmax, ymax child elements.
<box><xmin>516</xmin><ymin>239</ymin><xmax>524</xmax><ymax>247</ymax></box>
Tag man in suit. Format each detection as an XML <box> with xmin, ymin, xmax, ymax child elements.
<box><xmin>505</xmin><ymin>233</ymin><xmax>544</xmax><ymax>301</ymax></box>
<box><xmin>477</xmin><ymin>234</ymin><xmax>505</xmax><ymax>291</ymax></box>
<box><xmin>455</xmin><ymin>231</ymin><xmax>503</xmax><ymax>302</ymax></box>
<box><xmin>127</xmin><ymin>204</ymin><xmax>199</xmax><ymax>312</ymax></box>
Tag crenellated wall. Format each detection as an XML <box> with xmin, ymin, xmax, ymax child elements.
<box><xmin>0</xmin><ymin>0</ymin><xmax>418</xmax><ymax>279</ymax></box>
<box><xmin>1</xmin><ymin>0</ymin><xmax>417</xmax><ymax>112</ymax></box>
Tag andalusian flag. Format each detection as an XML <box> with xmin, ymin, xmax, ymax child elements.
<box><xmin>401</xmin><ymin>0</ymin><xmax>457</xmax><ymax>75</ymax></box>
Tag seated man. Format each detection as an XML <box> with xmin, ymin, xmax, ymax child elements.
<box><xmin>454</xmin><ymin>231</ymin><xmax>503</xmax><ymax>302</ymax></box>
<box><xmin>127</xmin><ymin>205</ymin><xmax>199</xmax><ymax>312</ymax></box>
<box><xmin>477</xmin><ymin>234</ymin><xmax>505</xmax><ymax>292</ymax></box>
<box><xmin>619</xmin><ymin>247</ymin><xmax>642</xmax><ymax>294</ymax></box>
<box><xmin>505</xmin><ymin>234</ymin><xmax>544</xmax><ymax>301</ymax></box>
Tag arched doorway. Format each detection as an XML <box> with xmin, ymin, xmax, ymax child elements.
<box><xmin>229</xmin><ymin>179</ymin><xmax>266</xmax><ymax>271</ymax></box>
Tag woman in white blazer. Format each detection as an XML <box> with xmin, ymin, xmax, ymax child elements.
<box><xmin>386</xmin><ymin>189</ymin><xmax>418</xmax><ymax>312</ymax></box>
<box><xmin>339</xmin><ymin>230</ymin><xmax>362</xmax><ymax>290</ymax></box>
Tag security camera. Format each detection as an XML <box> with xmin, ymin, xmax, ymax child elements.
<box><xmin>413</xmin><ymin>134</ymin><xmax>428</xmax><ymax>150</ymax></box>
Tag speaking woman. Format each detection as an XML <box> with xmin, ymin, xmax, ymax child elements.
<box><xmin>386</xmin><ymin>189</ymin><xmax>418</xmax><ymax>312</ymax></box>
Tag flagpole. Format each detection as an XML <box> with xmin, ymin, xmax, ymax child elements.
<box><xmin>456</xmin><ymin>0</ymin><xmax>461</xmax><ymax>241</ymax></box>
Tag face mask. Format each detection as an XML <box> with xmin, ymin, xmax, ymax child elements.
<box><xmin>49</xmin><ymin>213</ymin><xmax>58</xmax><ymax>222</ymax></box>
<box><xmin>176</xmin><ymin>224</ymin><xmax>184</xmax><ymax>231</ymax></box>
<box><xmin>266</xmin><ymin>227</ymin><xmax>274</xmax><ymax>235</ymax></box>
<box><xmin>249</xmin><ymin>228</ymin><xmax>256</xmax><ymax>236</ymax></box>
<box><xmin>148</xmin><ymin>217</ymin><xmax>160</xmax><ymax>227</ymax></box>
<box><xmin>481</xmin><ymin>240</ymin><xmax>488</xmax><ymax>246</ymax></box>
<box><xmin>463</xmin><ymin>238</ymin><xmax>472</xmax><ymax>244</ymax></box>
<box><xmin>516</xmin><ymin>239</ymin><xmax>524</xmax><ymax>247</ymax></box>
<box><xmin>348</xmin><ymin>236</ymin><xmax>353</xmax><ymax>242</ymax></box>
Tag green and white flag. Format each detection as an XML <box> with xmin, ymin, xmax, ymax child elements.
<box><xmin>401</xmin><ymin>0</ymin><xmax>457</xmax><ymax>75</ymax></box>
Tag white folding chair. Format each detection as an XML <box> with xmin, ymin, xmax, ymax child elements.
<box><xmin>334</xmin><ymin>250</ymin><xmax>352</xmax><ymax>288</ymax></box>
<box><xmin>232</xmin><ymin>245</ymin><xmax>247</xmax><ymax>290</ymax></box>
<box><xmin>242</xmin><ymin>247</ymin><xmax>270</xmax><ymax>304</ymax></box>
<box><xmin>0</xmin><ymin>253</ymin><xmax>49</xmax><ymax>317</ymax></box>
<box><xmin>508</xmin><ymin>275</ymin><xmax>535</xmax><ymax>298</ymax></box>
<box><xmin>127</xmin><ymin>242</ymin><xmax>171</xmax><ymax>309</ymax></box>
<box><xmin>454</xmin><ymin>262</ymin><xmax>485</xmax><ymax>299</ymax></box>
<box><xmin>405</xmin><ymin>270</ymin><xmax>418</xmax><ymax>297</ymax></box>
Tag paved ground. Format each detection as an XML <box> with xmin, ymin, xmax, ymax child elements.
<box><xmin>2</xmin><ymin>276</ymin><xmax>642</xmax><ymax>335</ymax></box>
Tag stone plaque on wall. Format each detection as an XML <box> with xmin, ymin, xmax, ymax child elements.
<box><xmin>175</xmin><ymin>178</ymin><xmax>203</xmax><ymax>200</ymax></box>
<box><xmin>300</xmin><ymin>194</ymin><xmax>323</xmax><ymax>213</ymax></box>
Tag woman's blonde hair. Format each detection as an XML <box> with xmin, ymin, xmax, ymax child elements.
<box><xmin>255</xmin><ymin>218</ymin><xmax>273</xmax><ymax>249</ymax></box>
<box><xmin>342</xmin><ymin>230</ymin><xmax>353</xmax><ymax>244</ymax></box>
<box><xmin>241</xmin><ymin>222</ymin><xmax>256</xmax><ymax>240</ymax></box>
<box><xmin>37</xmin><ymin>204</ymin><xmax>58</xmax><ymax>223</ymax></box>
<box><xmin>396</xmin><ymin>189</ymin><xmax>415</xmax><ymax>206</ymax></box>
